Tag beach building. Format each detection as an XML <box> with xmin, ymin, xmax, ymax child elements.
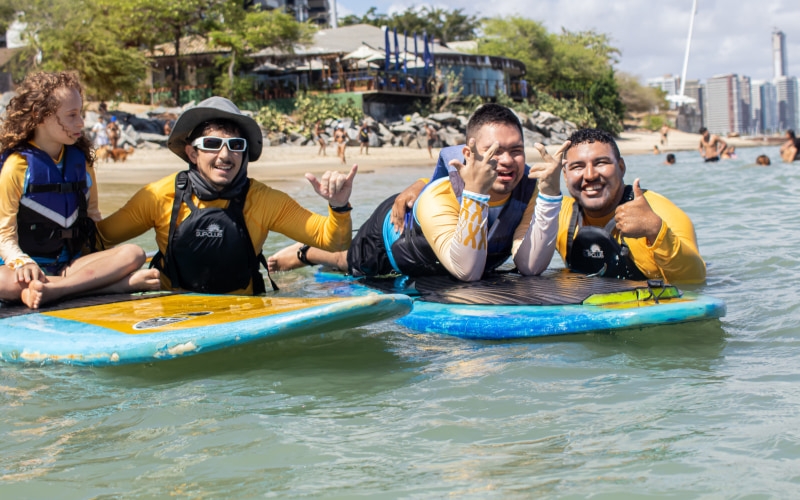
<box><xmin>704</xmin><ymin>74</ymin><xmax>746</xmax><ymax>135</ymax></box>
<box><xmin>146</xmin><ymin>36</ymin><xmax>231</xmax><ymax>105</ymax></box>
<box><xmin>144</xmin><ymin>24</ymin><xmax>527</xmax><ymax>118</ymax></box>
<box><xmin>248</xmin><ymin>24</ymin><xmax>527</xmax><ymax>120</ymax></box>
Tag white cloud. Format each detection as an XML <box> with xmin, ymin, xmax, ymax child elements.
<box><xmin>337</xmin><ymin>0</ymin><xmax>800</xmax><ymax>83</ymax></box>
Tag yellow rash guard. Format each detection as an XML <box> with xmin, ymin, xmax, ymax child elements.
<box><xmin>97</xmin><ymin>172</ymin><xmax>352</xmax><ymax>293</ymax></box>
<box><xmin>556</xmin><ymin>190</ymin><xmax>706</xmax><ymax>284</ymax></box>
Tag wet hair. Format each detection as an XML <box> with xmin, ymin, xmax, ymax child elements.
<box><xmin>466</xmin><ymin>103</ymin><xmax>523</xmax><ymax>141</ymax></box>
<box><xmin>0</xmin><ymin>71</ymin><xmax>93</xmax><ymax>166</ymax></box>
<box><xmin>699</xmin><ymin>127</ymin><xmax>708</xmax><ymax>134</ymax></box>
<box><xmin>756</xmin><ymin>154</ymin><xmax>771</xmax><ymax>165</ymax></box>
<box><xmin>563</xmin><ymin>128</ymin><xmax>621</xmax><ymax>161</ymax></box>
<box><xmin>187</xmin><ymin>119</ymin><xmax>242</xmax><ymax>143</ymax></box>
<box><xmin>787</xmin><ymin>130</ymin><xmax>796</xmax><ymax>140</ymax></box>
<box><xmin>666</xmin><ymin>153</ymin><xmax>676</xmax><ymax>164</ymax></box>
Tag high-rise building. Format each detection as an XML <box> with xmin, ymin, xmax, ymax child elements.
<box><xmin>796</xmin><ymin>79</ymin><xmax>800</xmax><ymax>130</ymax></box>
<box><xmin>739</xmin><ymin>76</ymin><xmax>752</xmax><ymax>133</ymax></box>
<box><xmin>704</xmin><ymin>74</ymin><xmax>747</xmax><ymax>135</ymax></box>
<box><xmin>775</xmin><ymin>76</ymin><xmax>797</xmax><ymax>130</ymax></box>
<box><xmin>752</xmin><ymin>80</ymin><xmax>779</xmax><ymax>134</ymax></box>
<box><xmin>676</xmin><ymin>79</ymin><xmax>704</xmax><ymax>133</ymax></box>
<box><xmin>647</xmin><ymin>74</ymin><xmax>681</xmax><ymax>109</ymax></box>
<box><xmin>773</xmin><ymin>30</ymin><xmax>788</xmax><ymax>79</ymax></box>
<box><xmin>249</xmin><ymin>0</ymin><xmax>309</xmax><ymax>22</ymax></box>
<box><xmin>307</xmin><ymin>0</ymin><xmax>330</xmax><ymax>25</ymax></box>
<box><xmin>683</xmin><ymin>79</ymin><xmax>704</xmax><ymax>113</ymax></box>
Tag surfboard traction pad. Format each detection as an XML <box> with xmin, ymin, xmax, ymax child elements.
<box><xmin>0</xmin><ymin>291</ymin><xmax>177</xmax><ymax>319</ymax></box>
<box><xmin>359</xmin><ymin>271</ymin><xmax>681</xmax><ymax>306</ymax></box>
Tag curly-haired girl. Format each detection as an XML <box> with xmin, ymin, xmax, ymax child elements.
<box><xmin>0</xmin><ymin>71</ymin><xmax>159</xmax><ymax>308</ymax></box>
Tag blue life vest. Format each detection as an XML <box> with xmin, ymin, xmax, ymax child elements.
<box><xmin>0</xmin><ymin>144</ymin><xmax>95</xmax><ymax>267</ymax></box>
<box><xmin>388</xmin><ymin>145</ymin><xmax>537</xmax><ymax>276</ymax></box>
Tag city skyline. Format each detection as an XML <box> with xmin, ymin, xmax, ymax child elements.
<box><xmin>647</xmin><ymin>28</ymin><xmax>798</xmax><ymax>136</ymax></box>
<box><xmin>336</xmin><ymin>0</ymin><xmax>800</xmax><ymax>84</ymax></box>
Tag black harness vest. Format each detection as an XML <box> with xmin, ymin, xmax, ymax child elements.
<box><xmin>389</xmin><ymin>173</ymin><xmax>538</xmax><ymax>277</ymax></box>
<box><xmin>151</xmin><ymin>171</ymin><xmax>277</xmax><ymax>294</ymax></box>
<box><xmin>565</xmin><ymin>184</ymin><xmax>647</xmax><ymax>280</ymax></box>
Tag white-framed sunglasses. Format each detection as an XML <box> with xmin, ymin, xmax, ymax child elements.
<box><xmin>191</xmin><ymin>136</ymin><xmax>248</xmax><ymax>152</ymax></box>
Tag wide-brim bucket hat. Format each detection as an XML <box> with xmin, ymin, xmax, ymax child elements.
<box><xmin>168</xmin><ymin>96</ymin><xmax>263</xmax><ymax>163</ymax></box>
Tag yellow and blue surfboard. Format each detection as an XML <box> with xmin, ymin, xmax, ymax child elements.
<box><xmin>0</xmin><ymin>292</ymin><xmax>412</xmax><ymax>366</ymax></box>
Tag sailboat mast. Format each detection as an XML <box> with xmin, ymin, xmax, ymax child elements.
<box><xmin>678</xmin><ymin>0</ymin><xmax>698</xmax><ymax>97</ymax></box>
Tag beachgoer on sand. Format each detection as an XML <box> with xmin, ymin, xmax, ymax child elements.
<box><xmin>334</xmin><ymin>124</ymin><xmax>347</xmax><ymax>165</ymax></box>
<box><xmin>426</xmin><ymin>123</ymin><xmax>438</xmax><ymax>159</ymax></box>
<box><xmin>359</xmin><ymin>121</ymin><xmax>370</xmax><ymax>155</ymax></box>
<box><xmin>106</xmin><ymin>115</ymin><xmax>120</xmax><ymax>149</ymax></box>
<box><xmin>315</xmin><ymin>121</ymin><xmax>326</xmax><ymax>157</ymax></box>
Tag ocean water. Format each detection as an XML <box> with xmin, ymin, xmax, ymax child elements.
<box><xmin>2</xmin><ymin>145</ymin><xmax>799</xmax><ymax>497</ymax></box>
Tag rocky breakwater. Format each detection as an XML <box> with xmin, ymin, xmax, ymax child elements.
<box><xmin>83</xmin><ymin>109</ymin><xmax>178</xmax><ymax>151</ymax></box>
<box><xmin>268</xmin><ymin>109</ymin><xmax>577</xmax><ymax>150</ymax></box>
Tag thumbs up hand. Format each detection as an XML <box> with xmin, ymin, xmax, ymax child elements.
<box><xmin>614</xmin><ymin>178</ymin><xmax>663</xmax><ymax>244</ymax></box>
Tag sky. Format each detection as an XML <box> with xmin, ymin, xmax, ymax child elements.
<box><xmin>333</xmin><ymin>0</ymin><xmax>800</xmax><ymax>84</ymax></box>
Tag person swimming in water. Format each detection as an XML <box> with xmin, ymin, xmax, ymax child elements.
<box><xmin>780</xmin><ymin>130</ymin><xmax>799</xmax><ymax>163</ymax></box>
<box><xmin>698</xmin><ymin>127</ymin><xmax>727</xmax><ymax>162</ymax></box>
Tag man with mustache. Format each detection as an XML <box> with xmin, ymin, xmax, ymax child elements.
<box><xmin>558</xmin><ymin>128</ymin><xmax>706</xmax><ymax>284</ymax></box>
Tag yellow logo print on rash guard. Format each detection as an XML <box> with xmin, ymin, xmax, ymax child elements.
<box><xmin>458</xmin><ymin>197</ymin><xmax>487</xmax><ymax>250</ymax></box>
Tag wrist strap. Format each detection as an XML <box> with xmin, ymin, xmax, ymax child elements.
<box><xmin>329</xmin><ymin>203</ymin><xmax>353</xmax><ymax>213</ymax></box>
<box><xmin>297</xmin><ymin>245</ymin><xmax>313</xmax><ymax>266</ymax></box>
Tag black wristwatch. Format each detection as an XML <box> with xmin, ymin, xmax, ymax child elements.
<box><xmin>297</xmin><ymin>245</ymin><xmax>312</xmax><ymax>265</ymax></box>
<box><xmin>329</xmin><ymin>203</ymin><xmax>353</xmax><ymax>213</ymax></box>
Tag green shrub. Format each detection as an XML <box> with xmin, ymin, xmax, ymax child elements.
<box><xmin>534</xmin><ymin>92</ymin><xmax>596</xmax><ymax>129</ymax></box>
<box><xmin>643</xmin><ymin>114</ymin><xmax>670</xmax><ymax>131</ymax></box>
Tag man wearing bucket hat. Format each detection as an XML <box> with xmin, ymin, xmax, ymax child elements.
<box><xmin>96</xmin><ymin>96</ymin><xmax>357</xmax><ymax>295</ymax></box>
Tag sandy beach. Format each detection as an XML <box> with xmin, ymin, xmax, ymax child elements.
<box><xmin>93</xmin><ymin>128</ymin><xmax>764</xmax><ymax>213</ymax></box>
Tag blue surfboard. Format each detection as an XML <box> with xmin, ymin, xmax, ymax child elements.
<box><xmin>0</xmin><ymin>292</ymin><xmax>412</xmax><ymax>366</ymax></box>
<box><xmin>314</xmin><ymin>270</ymin><xmax>726</xmax><ymax>339</ymax></box>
